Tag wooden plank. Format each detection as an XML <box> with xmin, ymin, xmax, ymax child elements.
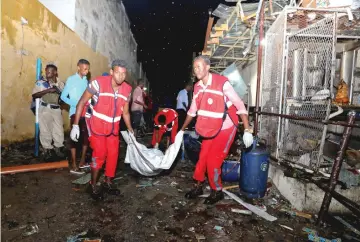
<box><xmin>243</xmin><ymin>8</ymin><xmax>269</xmax><ymax>21</ymax></box>
<box><xmin>202</xmin><ymin>16</ymin><xmax>214</xmax><ymax>52</ymax></box>
<box><xmin>210</xmin><ymin>30</ymin><xmax>224</xmax><ymax>38</ymax></box>
<box><xmin>301</xmin><ymin>0</ymin><xmax>316</xmax><ymax>8</ymax></box>
<box><xmin>201</xmin><ymin>50</ymin><xmax>212</xmax><ymax>56</ymax></box>
<box><xmin>214</xmin><ymin>24</ymin><xmax>228</xmax><ymax>31</ymax></box>
<box><xmin>207</xmin><ymin>38</ymin><xmax>219</xmax><ymax>45</ymax></box>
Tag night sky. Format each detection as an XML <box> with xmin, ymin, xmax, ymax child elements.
<box><xmin>122</xmin><ymin>0</ymin><xmax>235</xmax><ymax>104</ymax></box>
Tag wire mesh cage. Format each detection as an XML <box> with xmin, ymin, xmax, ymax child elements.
<box><xmin>259</xmin><ymin>10</ymin><xmax>286</xmax><ymax>155</ymax></box>
<box><xmin>259</xmin><ymin>7</ymin><xmax>360</xmax><ymax>170</ymax></box>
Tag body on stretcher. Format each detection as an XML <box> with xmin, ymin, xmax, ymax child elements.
<box><xmin>121</xmin><ymin>131</ymin><xmax>184</xmax><ymax>176</ymax></box>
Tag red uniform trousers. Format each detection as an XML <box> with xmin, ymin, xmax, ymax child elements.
<box><xmin>193</xmin><ymin>126</ymin><xmax>237</xmax><ymax>191</ymax></box>
<box><xmin>89</xmin><ymin>134</ymin><xmax>119</xmax><ymax>178</ymax></box>
<box><xmin>151</xmin><ymin>120</ymin><xmax>178</xmax><ymax>146</ymax></box>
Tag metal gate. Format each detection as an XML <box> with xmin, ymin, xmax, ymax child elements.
<box><xmin>260</xmin><ymin>7</ymin><xmax>359</xmax><ymax>170</ymax></box>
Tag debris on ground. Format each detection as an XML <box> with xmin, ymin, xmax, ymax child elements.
<box><xmin>1</xmin><ymin>137</ymin><xmax>359</xmax><ymax>241</ymax></box>
<box><xmin>22</xmin><ymin>223</ymin><xmax>39</xmax><ymax>237</ymax></box>
<box><xmin>66</xmin><ymin>230</ymin><xmax>102</xmax><ymax>242</ymax></box>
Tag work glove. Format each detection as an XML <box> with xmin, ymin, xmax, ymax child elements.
<box><xmin>70</xmin><ymin>125</ymin><xmax>80</xmax><ymax>142</ymax></box>
<box><xmin>154</xmin><ymin>143</ymin><xmax>159</xmax><ymax>149</ymax></box>
<box><xmin>243</xmin><ymin>131</ymin><xmax>254</xmax><ymax>148</ymax></box>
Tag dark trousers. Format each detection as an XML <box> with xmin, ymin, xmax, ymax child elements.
<box><xmin>131</xmin><ymin>111</ymin><xmax>143</xmax><ymax>129</ymax></box>
<box><xmin>176</xmin><ymin>109</ymin><xmax>187</xmax><ymax>131</ymax></box>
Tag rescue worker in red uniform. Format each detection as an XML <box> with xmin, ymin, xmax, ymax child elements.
<box><xmin>70</xmin><ymin>60</ymin><xmax>133</xmax><ymax>200</ymax></box>
<box><xmin>151</xmin><ymin>108</ymin><xmax>178</xmax><ymax>149</ymax></box>
<box><xmin>181</xmin><ymin>56</ymin><xmax>254</xmax><ymax>204</ymax></box>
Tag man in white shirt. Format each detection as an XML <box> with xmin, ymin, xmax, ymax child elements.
<box><xmin>176</xmin><ymin>83</ymin><xmax>192</xmax><ymax>131</ymax></box>
<box><xmin>131</xmin><ymin>79</ymin><xmax>147</xmax><ymax>137</ymax></box>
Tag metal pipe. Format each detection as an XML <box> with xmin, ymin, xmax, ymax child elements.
<box><xmin>294</xmin><ymin>34</ymin><xmax>333</xmax><ymax>38</ymax></box>
<box><xmin>258</xmin><ymin>33</ymin><xmax>269</xmax><ymax>138</ymax></box>
<box><xmin>341</xmin><ymin>50</ymin><xmax>355</xmax><ymax>85</ymax></box>
<box><xmin>302</xmin><ymin>49</ymin><xmax>308</xmax><ymax>100</ymax></box>
<box><xmin>329</xmin><ymin>105</ymin><xmax>344</xmax><ymax>119</ymax></box>
<box><xmin>313</xmin><ymin>180</ymin><xmax>360</xmax><ymax>216</ymax></box>
<box><xmin>292</xmin><ymin>49</ymin><xmax>304</xmax><ymax>98</ymax></box>
<box><xmin>280</xmin><ymin>38</ymin><xmax>291</xmax><ymax>156</ymax></box>
<box><xmin>349</xmin><ymin>50</ymin><xmax>357</xmax><ymax>104</ymax></box>
<box><xmin>254</xmin><ymin>0</ymin><xmax>265</xmax><ymax>136</ymax></box>
<box><xmin>275</xmin><ymin>11</ymin><xmax>289</xmax><ymax>159</ymax></box>
<box><xmin>337</xmin><ymin>35</ymin><xmax>360</xmax><ymax>39</ymax></box>
<box><xmin>247</xmin><ymin>83</ymin><xmax>251</xmax><ymax>114</ymax></box>
<box><xmin>258</xmin><ymin>111</ymin><xmax>360</xmax><ymax>128</ymax></box>
<box><xmin>316</xmin><ymin>110</ymin><xmax>357</xmax><ymax>225</ymax></box>
<box><xmin>316</xmin><ymin>99</ymin><xmax>332</xmax><ymax>170</ymax></box>
<box><xmin>316</xmin><ymin>16</ymin><xmax>339</xmax><ymax>171</ymax></box>
<box><xmin>288</xmin><ymin>7</ymin><xmax>350</xmax><ymax>13</ymax></box>
<box><xmin>0</xmin><ymin>160</ymin><xmax>69</xmax><ymax>175</ymax></box>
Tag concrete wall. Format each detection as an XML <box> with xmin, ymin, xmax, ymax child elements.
<box><xmin>75</xmin><ymin>0</ymin><xmax>139</xmax><ymax>85</ymax></box>
<box><xmin>1</xmin><ymin>0</ymin><xmax>109</xmax><ymax>144</ymax></box>
<box><xmin>269</xmin><ymin>163</ymin><xmax>360</xmax><ymax>213</ymax></box>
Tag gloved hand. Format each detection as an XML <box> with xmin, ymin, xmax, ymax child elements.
<box><xmin>154</xmin><ymin>143</ymin><xmax>159</xmax><ymax>149</ymax></box>
<box><xmin>70</xmin><ymin>125</ymin><xmax>80</xmax><ymax>142</ymax></box>
<box><xmin>243</xmin><ymin>132</ymin><xmax>254</xmax><ymax>148</ymax></box>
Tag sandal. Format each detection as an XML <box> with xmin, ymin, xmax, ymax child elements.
<box><xmin>70</xmin><ymin>168</ymin><xmax>85</xmax><ymax>175</ymax></box>
<box><xmin>79</xmin><ymin>164</ymin><xmax>90</xmax><ymax>169</ymax></box>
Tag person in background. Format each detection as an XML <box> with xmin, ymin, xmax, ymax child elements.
<box><xmin>176</xmin><ymin>83</ymin><xmax>192</xmax><ymax>131</ymax></box>
<box><xmin>61</xmin><ymin>59</ymin><xmax>90</xmax><ymax>174</ymax></box>
<box><xmin>181</xmin><ymin>56</ymin><xmax>254</xmax><ymax>205</ymax></box>
<box><xmin>143</xmin><ymin>90</ymin><xmax>153</xmax><ymax>130</ymax></box>
<box><xmin>70</xmin><ymin>59</ymin><xmax>133</xmax><ymax>200</ymax></box>
<box><xmin>131</xmin><ymin>79</ymin><xmax>147</xmax><ymax>137</ymax></box>
<box><xmin>32</xmin><ymin>63</ymin><xmax>65</xmax><ymax>161</ymax></box>
<box><xmin>151</xmin><ymin>108</ymin><xmax>178</xmax><ymax>149</ymax></box>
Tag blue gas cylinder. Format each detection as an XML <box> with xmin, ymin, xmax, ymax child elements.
<box><xmin>240</xmin><ymin>140</ymin><xmax>270</xmax><ymax>199</ymax></box>
<box><xmin>221</xmin><ymin>160</ymin><xmax>240</xmax><ymax>182</ymax></box>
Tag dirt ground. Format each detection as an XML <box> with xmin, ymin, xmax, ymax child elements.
<box><xmin>1</xmin><ymin>138</ymin><xmax>359</xmax><ymax>242</ymax></box>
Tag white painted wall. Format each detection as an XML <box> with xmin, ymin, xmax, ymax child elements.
<box><xmin>38</xmin><ymin>0</ymin><xmax>76</xmax><ymax>30</ymax></box>
<box><xmin>238</xmin><ymin>60</ymin><xmax>258</xmax><ymax>106</ymax></box>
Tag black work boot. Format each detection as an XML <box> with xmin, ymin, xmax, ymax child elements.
<box><xmin>102</xmin><ymin>180</ymin><xmax>120</xmax><ymax>196</ymax></box>
<box><xmin>185</xmin><ymin>182</ymin><xmax>204</xmax><ymax>199</ymax></box>
<box><xmin>204</xmin><ymin>189</ymin><xmax>224</xmax><ymax>205</ymax></box>
<box><xmin>43</xmin><ymin>149</ymin><xmax>52</xmax><ymax>162</ymax></box>
<box><xmin>87</xmin><ymin>183</ymin><xmax>104</xmax><ymax>200</ymax></box>
<box><xmin>54</xmin><ymin>147</ymin><xmax>66</xmax><ymax>159</ymax></box>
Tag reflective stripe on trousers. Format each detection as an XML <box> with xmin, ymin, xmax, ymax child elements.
<box><xmin>193</xmin><ymin>126</ymin><xmax>237</xmax><ymax>190</ymax></box>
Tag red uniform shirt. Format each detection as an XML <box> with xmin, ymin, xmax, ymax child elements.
<box><xmin>151</xmin><ymin>108</ymin><xmax>178</xmax><ymax>146</ymax></box>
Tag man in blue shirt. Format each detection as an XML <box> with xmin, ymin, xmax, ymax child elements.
<box><xmin>176</xmin><ymin>83</ymin><xmax>192</xmax><ymax>131</ymax></box>
<box><xmin>61</xmin><ymin>59</ymin><xmax>90</xmax><ymax>174</ymax></box>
